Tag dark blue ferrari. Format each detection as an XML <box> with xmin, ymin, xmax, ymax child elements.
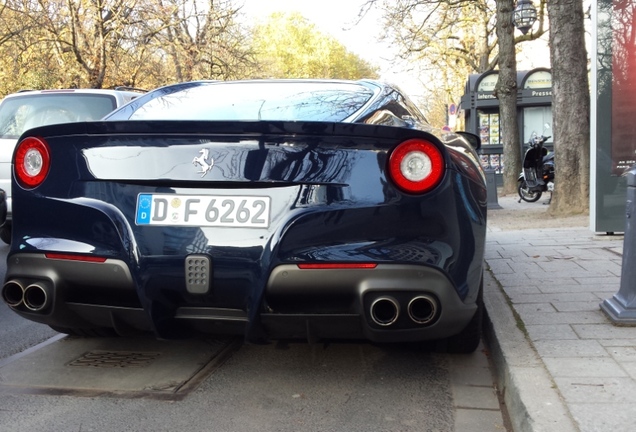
<box><xmin>2</xmin><ymin>80</ymin><xmax>487</xmax><ymax>353</ymax></box>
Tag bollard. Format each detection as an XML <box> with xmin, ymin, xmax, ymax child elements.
<box><xmin>601</xmin><ymin>164</ymin><xmax>636</xmax><ymax>324</ymax></box>
<box><xmin>485</xmin><ymin>169</ymin><xmax>502</xmax><ymax>210</ymax></box>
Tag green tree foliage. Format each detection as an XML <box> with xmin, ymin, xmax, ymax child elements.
<box><xmin>139</xmin><ymin>0</ymin><xmax>256</xmax><ymax>83</ymax></box>
<box><xmin>249</xmin><ymin>12</ymin><xmax>379</xmax><ymax>80</ymax></box>
<box><xmin>374</xmin><ymin>0</ymin><xmax>546</xmax><ymax>118</ymax></box>
<box><xmin>375</xmin><ymin>0</ymin><xmax>498</xmax><ymax>120</ymax></box>
<box><xmin>379</xmin><ymin>0</ymin><xmax>497</xmax><ymax>73</ymax></box>
<box><xmin>0</xmin><ymin>2</ymin><xmax>377</xmax><ymax>95</ymax></box>
<box><xmin>0</xmin><ymin>0</ymin><xmax>72</xmax><ymax>92</ymax></box>
<box><xmin>0</xmin><ymin>0</ymin><xmax>256</xmax><ymax>94</ymax></box>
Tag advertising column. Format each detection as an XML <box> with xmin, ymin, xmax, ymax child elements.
<box><xmin>611</xmin><ymin>2</ymin><xmax>636</xmax><ymax>174</ymax></box>
<box><xmin>593</xmin><ymin>0</ymin><xmax>636</xmax><ymax>232</ymax></box>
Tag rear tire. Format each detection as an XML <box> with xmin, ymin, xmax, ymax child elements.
<box><xmin>0</xmin><ymin>223</ymin><xmax>11</xmax><ymax>244</ymax></box>
<box><xmin>517</xmin><ymin>180</ymin><xmax>542</xmax><ymax>203</ymax></box>
<box><xmin>437</xmin><ymin>279</ymin><xmax>483</xmax><ymax>354</ymax></box>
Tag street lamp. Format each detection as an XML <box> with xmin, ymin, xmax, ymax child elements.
<box><xmin>513</xmin><ymin>0</ymin><xmax>538</xmax><ymax>35</ymax></box>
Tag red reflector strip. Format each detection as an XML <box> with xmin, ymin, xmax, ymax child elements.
<box><xmin>45</xmin><ymin>253</ymin><xmax>107</xmax><ymax>263</ymax></box>
<box><xmin>297</xmin><ymin>263</ymin><xmax>378</xmax><ymax>270</ymax></box>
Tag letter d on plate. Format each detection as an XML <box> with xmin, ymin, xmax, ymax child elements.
<box><xmin>136</xmin><ymin>194</ymin><xmax>153</xmax><ymax>224</ymax></box>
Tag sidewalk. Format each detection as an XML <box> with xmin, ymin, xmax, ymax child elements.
<box><xmin>483</xmin><ymin>194</ymin><xmax>633</xmax><ymax>432</ymax></box>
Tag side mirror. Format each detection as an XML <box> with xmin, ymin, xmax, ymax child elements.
<box><xmin>456</xmin><ymin>131</ymin><xmax>481</xmax><ymax>151</ymax></box>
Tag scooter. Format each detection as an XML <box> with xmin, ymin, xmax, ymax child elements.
<box><xmin>517</xmin><ymin>132</ymin><xmax>554</xmax><ymax>203</ymax></box>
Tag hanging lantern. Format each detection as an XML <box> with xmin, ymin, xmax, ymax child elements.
<box><xmin>513</xmin><ymin>0</ymin><xmax>538</xmax><ymax>35</ymax></box>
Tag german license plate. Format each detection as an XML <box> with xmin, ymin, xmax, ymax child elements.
<box><xmin>135</xmin><ymin>194</ymin><xmax>271</xmax><ymax>228</ymax></box>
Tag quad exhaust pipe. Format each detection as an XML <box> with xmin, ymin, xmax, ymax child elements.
<box><xmin>2</xmin><ymin>280</ymin><xmax>24</xmax><ymax>308</ymax></box>
<box><xmin>407</xmin><ymin>295</ymin><xmax>438</xmax><ymax>325</ymax></box>
<box><xmin>370</xmin><ymin>296</ymin><xmax>400</xmax><ymax>326</ymax></box>
<box><xmin>2</xmin><ymin>280</ymin><xmax>51</xmax><ymax>312</ymax></box>
<box><xmin>369</xmin><ymin>294</ymin><xmax>439</xmax><ymax>327</ymax></box>
<box><xmin>23</xmin><ymin>283</ymin><xmax>50</xmax><ymax>311</ymax></box>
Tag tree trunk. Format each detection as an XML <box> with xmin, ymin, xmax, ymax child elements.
<box><xmin>547</xmin><ymin>0</ymin><xmax>590</xmax><ymax>215</ymax></box>
<box><xmin>494</xmin><ymin>0</ymin><xmax>521</xmax><ymax>195</ymax></box>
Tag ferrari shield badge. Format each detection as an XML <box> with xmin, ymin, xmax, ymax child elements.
<box><xmin>192</xmin><ymin>148</ymin><xmax>214</xmax><ymax>177</ymax></box>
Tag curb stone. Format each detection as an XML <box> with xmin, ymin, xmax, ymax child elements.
<box><xmin>483</xmin><ymin>267</ymin><xmax>579</xmax><ymax>432</ymax></box>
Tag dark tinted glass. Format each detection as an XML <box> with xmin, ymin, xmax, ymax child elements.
<box><xmin>129</xmin><ymin>82</ymin><xmax>376</xmax><ymax>122</ymax></box>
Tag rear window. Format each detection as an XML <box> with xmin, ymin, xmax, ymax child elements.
<box><xmin>128</xmin><ymin>82</ymin><xmax>376</xmax><ymax>122</ymax></box>
<box><xmin>0</xmin><ymin>93</ymin><xmax>118</xmax><ymax>139</ymax></box>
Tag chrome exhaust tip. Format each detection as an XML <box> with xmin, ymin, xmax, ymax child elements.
<box><xmin>2</xmin><ymin>280</ymin><xmax>25</xmax><ymax>308</ymax></box>
<box><xmin>23</xmin><ymin>283</ymin><xmax>49</xmax><ymax>312</ymax></box>
<box><xmin>407</xmin><ymin>295</ymin><xmax>438</xmax><ymax>325</ymax></box>
<box><xmin>370</xmin><ymin>296</ymin><xmax>400</xmax><ymax>326</ymax></box>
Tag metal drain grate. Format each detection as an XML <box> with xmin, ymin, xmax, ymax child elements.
<box><xmin>67</xmin><ymin>351</ymin><xmax>161</xmax><ymax>368</ymax></box>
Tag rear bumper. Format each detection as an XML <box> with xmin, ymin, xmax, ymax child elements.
<box><xmin>3</xmin><ymin>254</ymin><xmax>477</xmax><ymax>343</ymax></box>
<box><xmin>264</xmin><ymin>264</ymin><xmax>476</xmax><ymax>342</ymax></box>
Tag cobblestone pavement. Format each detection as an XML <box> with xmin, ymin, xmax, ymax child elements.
<box><xmin>485</xmin><ymin>194</ymin><xmax>634</xmax><ymax>432</ymax></box>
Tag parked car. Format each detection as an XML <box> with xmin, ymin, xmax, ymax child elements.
<box><xmin>0</xmin><ymin>87</ymin><xmax>144</xmax><ymax>244</ymax></box>
<box><xmin>1</xmin><ymin>79</ymin><xmax>487</xmax><ymax>352</ymax></box>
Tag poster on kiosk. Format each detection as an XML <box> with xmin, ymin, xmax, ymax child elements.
<box><xmin>593</xmin><ymin>0</ymin><xmax>636</xmax><ymax>233</ymax></box>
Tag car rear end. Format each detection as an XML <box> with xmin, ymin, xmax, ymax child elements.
<box><xmin>2</xmin><ymin>80</ymin><xmax>487</xmax><ymax>350</ymax></box>
<box><xmin>3</xmin><ymin>118</ymin><xmax>486</xmax><ymax>345</ymax></box>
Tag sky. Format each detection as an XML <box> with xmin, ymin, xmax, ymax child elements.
<box><xmin>238</xmin><ymin>0</ymin><xmax>552</xmax><ymax>99</ymax></box>
<box><xmin>238</xmin><ymin>0</ymin><xmax>402</xmax><ymax>77</ymax></box>
<box><xmin>238</xmin><ymin>0</ymin><xmax>387</xmax><ymax>60</ymax></box>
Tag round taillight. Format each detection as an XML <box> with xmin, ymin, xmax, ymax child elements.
<box><xmin>388</xmin><ymin>138</ymin><xmax>445</xmax><ymax>194</ymax></box>
<box><xmin>14</xmin><ymin>136</ymin><xmax>51</xmax><ymax>189</ymax></box>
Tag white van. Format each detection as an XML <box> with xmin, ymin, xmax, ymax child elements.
<box><xmin>0</xmin><ymin>88</ymin><xmax>143</xmax><ymax>243</ymax></box>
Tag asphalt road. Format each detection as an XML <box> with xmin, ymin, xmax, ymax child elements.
<box><xmin>0</xmin><ymin>244</ymin><xmax>59</xmax><ymax>361</ymax></box>
<box><xmin>0</xmin><ymin>244</ymin><xmax>509</xmax><ymax>432</ymax></box>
